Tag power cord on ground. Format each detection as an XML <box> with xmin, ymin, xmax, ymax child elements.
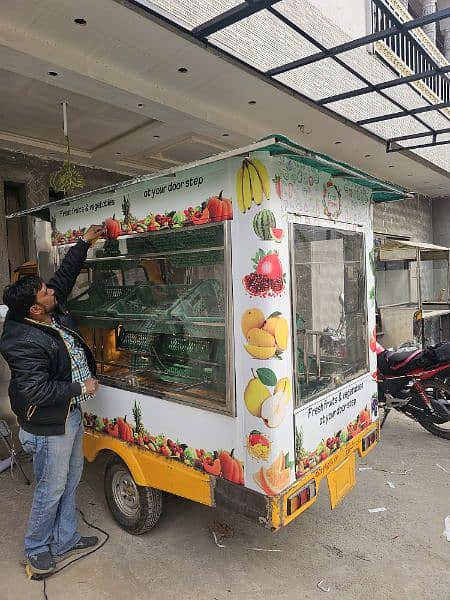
<box><xmin>33</xmin><ymin>507</ymin><xmax>110</xmax><ymax>600</ymax></box>
<box><xmin>2</xmin><ymin>419</ymin><xmax>110</xmax><ymax>598</ymax></box>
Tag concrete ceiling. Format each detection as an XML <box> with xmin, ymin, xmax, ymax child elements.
<box><xmin>0</xmin><ymin>0</ymin><xmax>448</xmax><ymax>197</ymax></box>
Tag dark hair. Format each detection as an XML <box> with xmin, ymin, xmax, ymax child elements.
<box><xmin>3</xmin><ymin>275</ymin><xmax>44</xmax><ymax>320</ymax></box>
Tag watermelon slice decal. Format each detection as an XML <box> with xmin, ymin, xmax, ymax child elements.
<box><xmin>270</xmin><ymin>228</ymin><xmax>284</xmax><ymax>242</ymax></box>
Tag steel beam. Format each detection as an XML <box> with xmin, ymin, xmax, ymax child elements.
<box><xmin>268</xmin><ymin>7</ymin><xmax>434</xmax><ymax>133</ymax></box>
<box><xmin>388</xmin><ymin>127</ymin><xmax>450</xmax><ymax>143</ymax></box>
<box><xmin>387</xmin><ymin>139</ymin><xmax>450</xmax><ymax>152</ymax></box>
<box><xmin>265</xmin><ymin>6</ymin><xmax>450</xmax><ymax>76</ymax></box>
<box><xmin>192</xmin><ymin>0</ymin><xmax>281</xmax><ymax>38</ymax></box>
<box><xmin>358</xmin><ymin>101</ymin><xmax>450</xmax><ymax>125</ymax></box>
<box><xmin>318</xmin><ymin>65</ymin><xmax>450</xmax><ymax>105</ymax></box>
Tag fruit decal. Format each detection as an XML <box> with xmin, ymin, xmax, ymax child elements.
<box><xmin>105</xmin><ymin>215</ymin><xmax>121</xmax><ymax>239</ymax></box>
<box><xmin>241</xmin><ymin>308</ymin><xmax>288</xmax><ymax>359</ymax></box>
<box><xmin>273</xmin><ymin>175</ymin><xmax>282</xmax><ymax>199</ymax></box>
<box><xmin>50</xmin><ymin>191</ymin><xmax>234</xmax><ymax>245</ymax></box>
<box><xmin>236</xmin><ymin>158</ymin><xmax>270</xmax><ymax>213</ymax></box>
<box><xmin>244</xmin><ymin>368</ymin><xmax>291</xmax><ymax>428</ymax></box>
<box><xmin>253</xmin><ymin>451</ymin><xmax>293</xmax><ymax>496</ymax></box>
<box><xmin>218</xmin><ymin>450</ymin><xmax>244</xmax><ymax>484</ymax></box>
<box><xmin>206</xmin><ymin>191</ymin><xmax>233</xmax><ymax>222</ymax></box>
<box><xmin>246</xmin><ymin>430</ymin><xmax>271</xmax><ymax>461</ymax></box>
<box><xmin>253</xmin><ymin>209</ymin><xmax>274</xmax><ymax>240</ymax></box>
<box><xmin>369</xmin><ymin>326</ymin><xmax>383</xmax><ymax>354</ymax></box>
<box><xmin>253</xmin><ymin>209</ymin><xmax>284</xmax><ymax>242</ymax></box>
<box><xmin>322</xmin><ymin>179</ymin><xmax>342</xmax><ymax>219</ymax></box>
<box><xmin>121</xmin><ymin>195</ymin><xmax>139</xmax><ymax>232</ymax></box>
<box><xmin>243</xmin><ymin>250</ymin><xmax>285</xmax><ymax>297</ymax></box>
<box><xmin>83</xmin><ymin>401</ymin><xmax>244</xmax><ymax>485</ymax></box>
<box><xmin>295</xmin><ymin>407</ymin><xmax>373</xmax><ymax>478</ymax></box>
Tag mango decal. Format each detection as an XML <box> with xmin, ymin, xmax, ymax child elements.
<box><xmin>241</xmin><ymin>308</ymin><xmax>289</xmax><ymax>360</ymax></box>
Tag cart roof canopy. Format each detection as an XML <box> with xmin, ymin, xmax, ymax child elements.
<box><xmin>378</xmin><ymin>239</ymin><xmax>450</xmax><ymax>262</ymax></box>
<box><xmin>7</xmin><ymin>135</ymin><xmax>410</xmax><ymax>222</ymax></box>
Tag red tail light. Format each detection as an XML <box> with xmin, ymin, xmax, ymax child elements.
<box><xmin>287</xmin><ymin>480</ymin><xmax>316</xmax><ymax>515</ymax></box>
<box><xmin>362</xmin><ymin>429</ymin><xmax>378</xmax><ymax>451</ymax></box>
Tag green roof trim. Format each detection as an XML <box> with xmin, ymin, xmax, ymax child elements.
<box><xmin>7</xmin><ymin>134</ymin><xmax>409</xmax><ymax>221</ymax></box>
<box><xmin>258</xmin><ymin>135</ymin><xmax>410</xmax><ymax>203</ymax></box>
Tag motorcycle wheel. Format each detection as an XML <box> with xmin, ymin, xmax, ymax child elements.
<box><xmin>416</xmin><ymin>379</ymin><xmax>450</xmax><ymax>440</ymax></box>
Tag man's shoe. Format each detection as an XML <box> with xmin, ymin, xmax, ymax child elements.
<box><xmin>26</xmin><ymin>551</ymin><xmax>55</xmax><ymax>575</ymax></box>
<box><xmin>54</xmin><ymin>536</ymin><xmax>99</xmax><ymax>563</ymax></box>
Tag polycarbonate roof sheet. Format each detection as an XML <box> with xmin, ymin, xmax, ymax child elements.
<box><xmin>330</xmin><ymin>92</ymin><xmax>401</xmax><ymax>123</ymax></box>
<box><xmin>144</xmin><ymin>0</ymin><xmax>242</xmax><ymax>29</ymax></box>
<box><xmin>209</xmin><ymin>9</ymin><xmax>318</xmax><ymax>72</ymax></box>
<box><xmin>275</xmin><ymin>58</ymin><xmax>365</xmax><ymax>101</ymax></box>
<box><xmin>417</xmin><ymin>109</ymin><xmax>450</xmax><ymax>130</ymax></box>
<box><xmin>366</xmin><ymin>117</ymin><xmax>430</xmax><ymax>139</ymax></box>
<box><xmin>275</xmin><ymin>0</ymin><xmax>341</xmax><ymax>50</ymax></box>
<box><xmin>132</xmin><ymin>0</ymin><xmax>450</xmax><ymax>161</ymax></box>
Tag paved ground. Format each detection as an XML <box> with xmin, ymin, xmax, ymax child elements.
<box><xmin>0</xmin><ymin>397</ymin><xmax>449</xmax><ymax>600</ymax></box>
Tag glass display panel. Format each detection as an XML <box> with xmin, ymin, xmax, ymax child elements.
<box><xmin>66</xmin><ymin>223</ymin><xmax>230</xmax><ymax>413</ymax></box>
<box><xmin>292</xmin><ymin>224</ymin><xmax>368</xmax><ymax>406</ymax></box>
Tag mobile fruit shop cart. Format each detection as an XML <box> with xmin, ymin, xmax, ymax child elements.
<box><xmin>10</xmin><ymin>136</ymin><xmax>406</xmax><ymax>534</ymax></box>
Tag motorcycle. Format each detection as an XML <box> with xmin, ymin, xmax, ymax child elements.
<box><xmin>375</xmin><ymin>340</ymin><xmax>450</xmax><ymax>440</ymax></box>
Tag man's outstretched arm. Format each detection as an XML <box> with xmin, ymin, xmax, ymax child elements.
<box><xmin>47</xmin><ymin>225</ymin><xmax>103</xmax><ymax>304</ymax></box>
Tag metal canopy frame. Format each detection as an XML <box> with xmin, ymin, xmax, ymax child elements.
<box><xmin>123</xmin><ymin>0</ymin><xmax>450</xmax><ymax>154</ymax></box>
<box><xmin>6</xmin><ymin>136</ymin><xmax>408</xmax><ymax>223</ymax></box>
<box><xmin>387</xmin><ymin>127</ymin><xmax>450</xmax><ymax>152</ymax></box>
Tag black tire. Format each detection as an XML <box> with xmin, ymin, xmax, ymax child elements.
<box><xmin>416</xmin><ymin>380</ymin><xmax>450</xmax><ymax>440</ymax></box>
<box><xmin>104</xmin><ymin>456</ymin><xmax>163</xmax><ymax>535</ymax></box>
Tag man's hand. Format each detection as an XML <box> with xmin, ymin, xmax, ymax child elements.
<box><xmin>83</xmin><ymin>377</ymin><xmax>99</xmax><ymax>395</ymax></box>
<box><xmin>83</xmin><ymin>225</ymin><xmax>104</xmax><ymax>244</ymax></box>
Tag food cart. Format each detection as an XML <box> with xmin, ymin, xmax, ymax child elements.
<box><xmin>9</xmin><ymin>136</ymin><xmax>404</xmax><ymax>534</ymax></box>
<box><xmin>376</xmin><ymin>239</ymin><xmax>450</xmax><ymax>348</ymax></box>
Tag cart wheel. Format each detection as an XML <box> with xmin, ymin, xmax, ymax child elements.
<box><xmin>104</xmin><ymin>456</ymin><xmax>162</xmax><ymax>535</ymax></box>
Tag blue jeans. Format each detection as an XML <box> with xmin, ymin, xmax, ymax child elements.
<box><xmin>19</xmin><ymin>407</ymin><xmax>84</xmax><ymax>557</ymax></box>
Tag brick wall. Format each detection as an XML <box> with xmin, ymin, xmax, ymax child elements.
<box><xmin>373</xmin><ymin>196</ymin><xmax>434</xmax><ymax>242</ymax></box>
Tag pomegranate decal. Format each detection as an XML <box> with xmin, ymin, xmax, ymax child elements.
<box><xmin>243</xmin><ymin>250</ymin><xmax>285</xmax><ymax>297</ymax></box>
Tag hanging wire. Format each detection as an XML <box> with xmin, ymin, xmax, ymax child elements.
<box><xmin>49</xmin><ymin>101</ymin><xmax>85</xmax><ymax>195</ymax></box>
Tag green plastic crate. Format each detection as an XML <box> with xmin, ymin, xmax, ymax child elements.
<box><xmin>169</xmin><ymin>250</ymin><xmax>223</xmax><ymax>268</ymax></box>
<box><xmin>68</xmin><ymin>282</ymin><xmax>135</xmax><ymax>316</ymax></box>
<box><xmin>170</xmin><ymin>279</ymin><xmax>224</xmax><ymax>319</ymax></box>
<box><xmin>107</xmin><ymin>283</ymin><xmax>195</xmax><ymax>318</ymax></box>
<box><xmin>147</xmin><ymin>225</ymin><xmax>223</xmax><ymax>253</ymax></box>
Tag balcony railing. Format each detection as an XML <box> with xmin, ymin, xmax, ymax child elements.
<box><xmin>372</xmin><ymin>0</ymin><xmax>450</xmax><ymax>105</ymax></box>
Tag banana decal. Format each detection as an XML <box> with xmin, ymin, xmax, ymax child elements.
<box><xmin>236</xmin><ymin>159</ymin><xmax>270</xmax><ymax>213</ymax></box>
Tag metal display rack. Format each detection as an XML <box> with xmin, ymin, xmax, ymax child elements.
<box><xmin>70</xmin><ymin>223</ymin><xmax>227</xmax><ymax>395</ymax></box>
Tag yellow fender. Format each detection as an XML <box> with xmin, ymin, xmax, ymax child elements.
<box><xmin>83</xmin><ymin>430</ymin><xmax>214</xmax><ymax>506</ymax></box>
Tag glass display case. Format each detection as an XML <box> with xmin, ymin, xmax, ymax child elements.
<box><xmin>291</xmin><ymin>223</ymin><xmax>368</xmax><ymax>406</ymax></box>
<box><xmin>62</xmin><ymin>223</ymin><xmax>233</xmax><ymax>413</ymax></box>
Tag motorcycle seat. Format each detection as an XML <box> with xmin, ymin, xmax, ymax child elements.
<box><xmin>378</xmin><ymin>347</ymin><xmax>422</xmax><ymax>376</ymax></box>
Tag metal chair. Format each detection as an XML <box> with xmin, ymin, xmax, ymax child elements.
<box><xmin>0</xmin><ymin>419</ymin><xmax>30</xmax><ymax>484</ymax></box>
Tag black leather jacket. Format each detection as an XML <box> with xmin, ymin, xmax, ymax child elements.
<box><xmin>0</xmin><ymin>239</ymin><xmax>96</xmax><ymax>435</ymax></box>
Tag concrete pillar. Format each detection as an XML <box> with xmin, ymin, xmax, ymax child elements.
<box><xmin>422</xmin><ymin>0</ymin><xmax>437</xmax><ymax>45</ymax></box>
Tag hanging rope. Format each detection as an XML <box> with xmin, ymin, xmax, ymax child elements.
<box><xmin>49</xmin><ymin>101</ymin><xmax>85</xmax><ymax>195</ymax></box>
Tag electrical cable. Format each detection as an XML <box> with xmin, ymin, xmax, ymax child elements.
<box><xmin>38</xmin><ymin>507</ymin><xmax>110</xmax><ymax>600</ymax></box>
